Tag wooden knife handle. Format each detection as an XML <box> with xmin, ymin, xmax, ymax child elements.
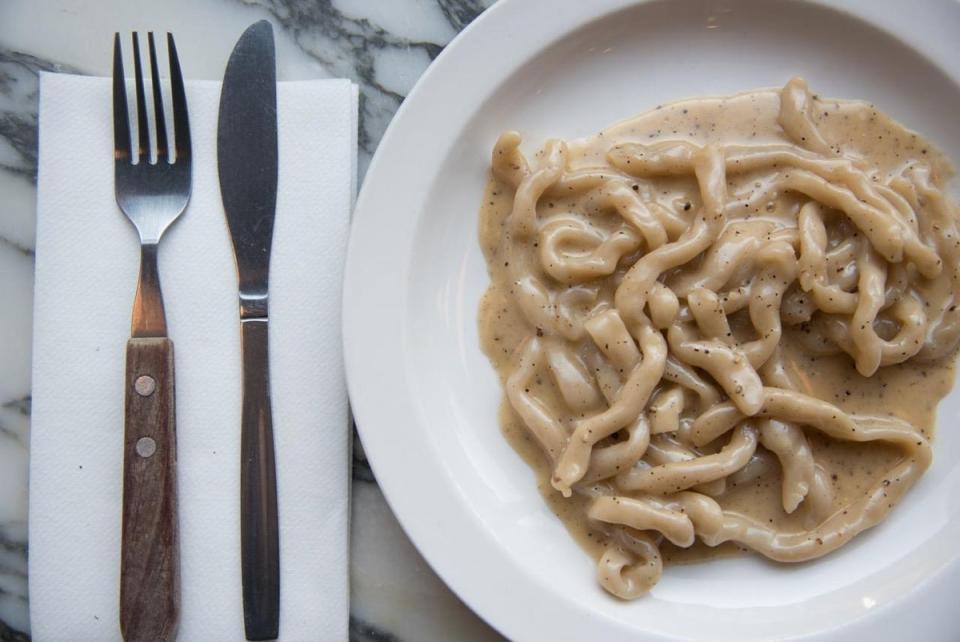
<box><xmin>120</xmin><ymin>337</ymin><xmax>180</xmax><ymax>642</ymax></box>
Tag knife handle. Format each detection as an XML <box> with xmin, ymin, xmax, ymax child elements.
<box><xmin>240</xmin><ymin>318</ymin><xmax>280</xmax><ymax>640</ymax></box>
<box><xmin>120</xmin><ymin>337</ymin><xmax>180</xmax><ymax>642</ymax></box>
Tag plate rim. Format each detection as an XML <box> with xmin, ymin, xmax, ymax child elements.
<box><xmin>342</xmin><ymin>1</ymin><xmax>960</xmax><ymax>640</ymax></box>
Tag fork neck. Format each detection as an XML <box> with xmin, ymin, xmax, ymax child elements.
<box><xmin>131</xmin><ymin>243</ymin><xmax>168</xmax><ymax>338</ymax></box>
<box><xmin>239</xmin><ymin>291</ymin><xmax>269</xmax><ymax>320</ymax></box>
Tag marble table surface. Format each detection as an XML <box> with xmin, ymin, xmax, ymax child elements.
<box><xmin>0</xmin><ymin>0</ymin><xmax>503</xmax><ymax>639</ymax></box>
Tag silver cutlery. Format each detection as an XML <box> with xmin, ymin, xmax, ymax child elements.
<box><xmin>112</xmin><ymin>31</ymin><xmax>191</xmax><ymax>642</ymax></box>
<box><xmin>216</xmin><ymin>20</ymin><xmax>281</xmax><ymax>640</ymax></box>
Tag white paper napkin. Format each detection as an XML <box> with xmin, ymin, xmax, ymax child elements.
<box><xmin>29</xmin><ymin>73</ymin><xmax>356</xmax><ymax>641</ymax></box>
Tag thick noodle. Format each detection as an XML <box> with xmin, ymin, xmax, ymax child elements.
<box><xmin>479</xmin><ymin>78</ymin><xmax>960</xmax><ymax>599</ymax></box>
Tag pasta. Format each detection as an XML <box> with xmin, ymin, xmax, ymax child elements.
<box><xmin>478</xmin><ymin>78</ymin><xmax>960</xmax><ymax>598</ymax></box>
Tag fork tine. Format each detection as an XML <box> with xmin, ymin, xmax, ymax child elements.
<box><xmin>132</xmin><ymin>33</ymin><xmax>150</xmax><ymax>162</ymax></box>
<box><xmin>112</xmin><ymin>34</ymin><xmax>132</xmax><ymax>162</ymax></box>
<box><xmin>167</xmin><ymin>33</ymin><xmax>191</xmax><ymax>162</ymax></box>
<box><xmin>147</xmin><ymin>33</ymin><xmax>168</xmax><ymax>162</ymax></box>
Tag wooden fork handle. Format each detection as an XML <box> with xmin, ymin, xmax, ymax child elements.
<box><xmin>120</xmin><ymin>337</ymin><xmax>180</xmax><ymax>642</ymax></box>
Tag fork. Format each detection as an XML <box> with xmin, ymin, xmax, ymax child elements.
<box><xmin>113</xmin><ymin>31</ymin><xmax>191</xmax><ymax>642</ymax></box>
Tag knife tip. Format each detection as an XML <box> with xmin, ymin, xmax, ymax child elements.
<box><xmin>248</xmin><ymin>19</ymin><xmax>274</xmax><ymax>36</ymax></box>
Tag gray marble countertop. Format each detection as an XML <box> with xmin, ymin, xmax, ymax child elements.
<box><xmin>0</xmin><ymin>0</ymin><xmax>503</xmax><ymax>639</ymax></box>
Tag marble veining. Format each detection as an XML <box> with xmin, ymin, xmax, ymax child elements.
<box><xmin>350</xmin><ymin>616</ymin><xmax>402</xmax><ymax>642</ymax></box>
<box><xmin>0</xmin><ymin>50</ymin><xmax>73</xmax><ymax>183</ymax></box>
<box><xmin>0</xmin><ymin>0</ymin><xmax>500</xmax><ymax>639</ymax></box>
<box><xmin>352</xmin><ymin>428</ymin><xmax>378</xmax><ymax>484</ymax></box>
<box><xmin>248</xmin><ymin>0</ymin><xmax>441</xmax><ymax>159</ymax></box>
<box><xmin>236</xmin><ymin>0</ymin><xmax>495</xmax><ymax>174</ymax></box>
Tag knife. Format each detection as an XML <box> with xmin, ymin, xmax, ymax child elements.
<box><xmin>217</xmin><ymin>20</ymin><xmax>280</xmax><ymax>641</ymax></box>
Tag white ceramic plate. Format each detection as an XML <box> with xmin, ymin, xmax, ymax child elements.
<box><xmin>342</xmin><ymin>1</ymin><xmax>960</xmax><ymax>639</ymax></box>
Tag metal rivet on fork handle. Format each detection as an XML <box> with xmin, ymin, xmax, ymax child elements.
<box><xmin>135</xmin><ymin>437</ymin><xmax>157</xmax><ymax>458</ymax></box>
<box><xmin>134</xmin><ymin>374</ymin><xmax>156</xmax><ymax>396</ymax></box>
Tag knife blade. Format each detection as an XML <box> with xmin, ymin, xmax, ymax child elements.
<box><xmin>217</xmin><ymin>20</ymin><xmax>280</xmax><ymax>641</ymax></box>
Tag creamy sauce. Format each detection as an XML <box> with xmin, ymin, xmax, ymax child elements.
<box><xmin>477</xmin><ymin>79</ymin><xmax>959</xmax><ymax>597</ymax></box>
